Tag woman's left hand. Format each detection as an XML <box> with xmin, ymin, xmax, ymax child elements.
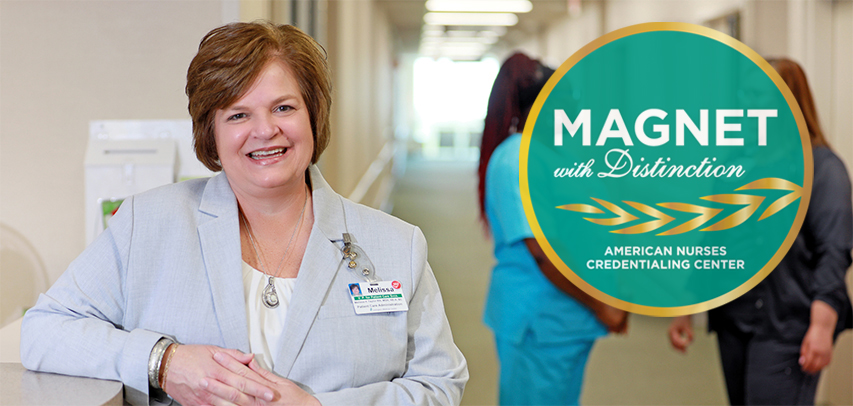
<box><xmin>800</xmin><ymin>324</ymin><xmax>833</xmax><ymax>374</ymax></box>
<box><xmin>212</xmin><ymin>352</ymin><xmax>321</xmax><ymax>406</ymax></box>
<box><xmin>799</xmin><ymin>300</ymin><xmax>838</xmax><ymax>374</ymax></box>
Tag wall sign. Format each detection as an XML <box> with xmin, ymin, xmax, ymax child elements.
<box><xmin>521</xmin><ymin>22</ymin><xmax>812</xmax><ymax>316</ymax></box>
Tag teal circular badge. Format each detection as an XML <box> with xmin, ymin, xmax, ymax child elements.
<box><xmin>521</xmin><ymin>23</ymin><xmax>812</xmax><ymax>316</ymax></box>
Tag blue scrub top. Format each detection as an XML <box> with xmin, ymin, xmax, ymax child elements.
<box><xmin>483</xmin><ymin>133</ymin><xmax>606</xmax><ymax>344</ymax></box>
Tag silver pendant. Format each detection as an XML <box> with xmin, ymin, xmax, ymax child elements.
<box><xmin>262</xmin><ymin>277</ymin><xmax>280</xmax><ymax>308</ymax></box>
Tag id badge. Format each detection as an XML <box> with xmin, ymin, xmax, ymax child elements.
<box><xmin>348</xmin><ymin>281</ymin><xmax>408</xmax><ymax>314</ymax></box>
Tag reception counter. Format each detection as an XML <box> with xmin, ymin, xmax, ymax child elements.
<box><xmin>1</xmin><ymin>363</ymin><xmax>123</xmax><ymax>405</ymax></box>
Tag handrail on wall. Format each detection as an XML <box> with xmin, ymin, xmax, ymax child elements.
<box><xmin>347</xmin><ymin>141</ymin><xmax>396</xmax><ymax>205</ymax></box>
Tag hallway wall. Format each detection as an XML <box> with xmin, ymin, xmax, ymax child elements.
<box><xmin>321</xmin><ymin>0</ymin><xmax>397</xmax><ymax>205</ymax></box>
<box><xmin>0</xmin><ymin>0</ymin><xmax>229</xmax><ymax>300</ymax></box>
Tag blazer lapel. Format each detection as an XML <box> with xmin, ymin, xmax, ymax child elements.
<box><xmin>277</xmin><ymin>166</ymin><xmax>348</xmax><ymax>375</ymax></box>
<box><xmin>197</xmin><ymin>173</ymin><xmax>249</xmax><ymax>352</ymax></box>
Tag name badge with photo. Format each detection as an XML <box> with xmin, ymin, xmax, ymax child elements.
<box><xmin>347</xmin><ymin>281</ymin><xmax>408</xmax><ymax>315</ymax></box>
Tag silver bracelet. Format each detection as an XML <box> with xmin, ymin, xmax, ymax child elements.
<box><xmin>148</xmin><ymin>337</ymin><xmax>175</xmax><ymax>390</ymax></box>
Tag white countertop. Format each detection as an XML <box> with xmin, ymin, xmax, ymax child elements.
<box><xmin>1</xmin><ymin>363</ymin><xmax>123</xmax><ymax>406</ymax></box>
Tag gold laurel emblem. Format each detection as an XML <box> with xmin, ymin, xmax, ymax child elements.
<box><xmin>556</xmin><ymin>178</ymin><xmax>802</xmax><ymax>236</ymax></box>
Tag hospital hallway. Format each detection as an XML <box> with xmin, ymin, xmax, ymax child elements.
<box><xmin>2</xmin><ymin>1</ymin><xmax>852</xmax><ymax>404</ymax></box>
<box><xmin>389</xmin><ymin>157</ymin><xmax>731</xmax><ymax>405</ymax></box>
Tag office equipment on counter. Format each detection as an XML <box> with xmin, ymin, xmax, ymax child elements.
<box><xmin>84</xmin><ymin>138</ymin><xmax>176</xmax><ymax>245</ymax></box>
<box><xmin>85</xmin><ymin>120</ymin><xmax>214</xmax><ymax>245</ymax></box>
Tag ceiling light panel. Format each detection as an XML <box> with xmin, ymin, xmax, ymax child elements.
<box><xmin>426</xmin><ymin>0</ymin><xmax>532</xmax><ymax>13</ymax></box>
<box><xmin>424</xmin><ymin>12</ymin><xmax>519</xmax><ymax>26</ymax></box>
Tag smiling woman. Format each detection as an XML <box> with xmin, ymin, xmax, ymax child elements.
<box><xmin>20</xmin><ymin>21</ymin><xmax>467</xmax><ymax>406</ymax></box>
<box><xmin>213</xmin><ymin>60</ymin><xmax>315</xmax><ymax>197</ymax></box>
<box><xmin>187</xmin><ymin>23</ymin><xmax>331</xmax><ymax>172</ymax></box>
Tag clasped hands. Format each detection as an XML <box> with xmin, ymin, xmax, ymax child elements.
<box><xmin>163</xmin><ymin>344</ymin><xmax>321</xmax><ymax>406</ymax></box>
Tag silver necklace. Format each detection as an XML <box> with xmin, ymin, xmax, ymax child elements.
<box><xmin>240</xmin><ymin>190</ymin><xmax>308</xmax><ymax>309</ymax></box>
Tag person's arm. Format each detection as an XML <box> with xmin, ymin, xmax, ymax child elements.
<box><xmin>799</xmin><ymin>153</ymin><xmax>853</xmax><ymax>373</ymax></box>
<box><xmin>199</xmin><ymin>226</ymin><xmax>467</xmax><ymax>406</ymax></box>
<box><xmin>21</xmin><ymin>195</ymin><xmax>275</xmax><ymax>406</ymax></box>
<box><xmin>524</xmin><ymin>238</ymin><xmax>628</xmax><ymax>333</ymax></box>
<box><xmin>20</xmin><ymin>195</ymin><xmax>164</xmax><ymax>405</ymax></box>
<box><xmin>800</xmin><ymin>300</ymin><xmax>838</xmax><ymax>373</ymax></box>
<box><xmin>487</xmin><ymin>146</ymin><xmax>627</xmax><ymax>334</ymax></box>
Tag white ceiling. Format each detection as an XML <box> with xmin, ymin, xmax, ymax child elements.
<box><xmin>377</xmin><ymin>0</ymin><xmax>571</xmax><ymax>57</ymax></box>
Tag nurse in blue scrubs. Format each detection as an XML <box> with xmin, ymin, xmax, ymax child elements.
<box><xmin>478</xmin><ymin>53</ymin><xmax>629</xmax><ymax>406</ymax></box>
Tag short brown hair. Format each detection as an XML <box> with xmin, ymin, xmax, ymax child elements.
<box><xmin>187</xmin><ymin>21</ymin><xmax>332</xmax><ymax>171</ymax></box>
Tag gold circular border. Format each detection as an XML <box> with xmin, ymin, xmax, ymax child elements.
<box><xmin>520</xmin><ymin>22</ymin><xmax>813</xmax><ymax>317</ymax></box>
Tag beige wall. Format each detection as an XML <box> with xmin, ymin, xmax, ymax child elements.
<box><xmin>0</xmin><ymin>1</ymin><xmax>228</xmax><ymax>320</ymax></box>
<box><xmin>320</xmin><ymin>0</ymin><xmax>396</xmax><ymax>199</ymax></box>
<box><xmin>821</xmin><ymin>3</ymin><xmax>852</xmax><ymax>404</ymax></box>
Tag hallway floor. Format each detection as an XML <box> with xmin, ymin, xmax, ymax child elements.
<box><xmin>390</xmin><ymin>157</ymin><xmax>728</xmax><ymax>405</ymax></box>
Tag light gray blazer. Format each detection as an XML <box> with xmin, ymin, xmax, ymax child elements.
<box><xmin>21</xmin><ymin>165</ymin><xmax>468</xmax><ymax>405</ymax></box>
